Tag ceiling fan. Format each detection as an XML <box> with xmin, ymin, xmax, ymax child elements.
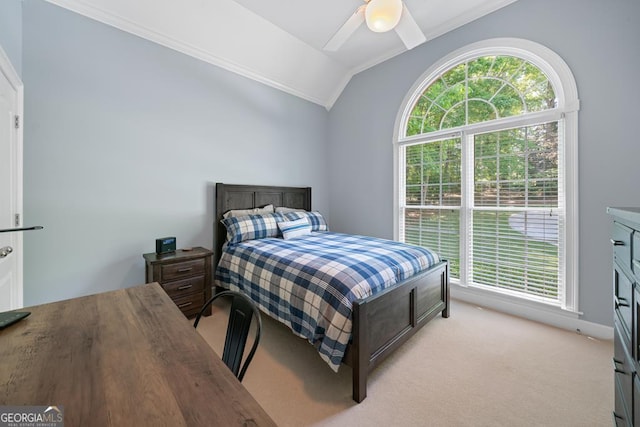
<box><xmin>324</xmin><ymin>0</ymin><xmax>426</xmax><ymax>51</ymax></box>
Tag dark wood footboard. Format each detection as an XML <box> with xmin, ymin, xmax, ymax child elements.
<box><xmin>347</xmin><ymin>261</ymin><xmax>449</xmax><ymax>402</ymax></box>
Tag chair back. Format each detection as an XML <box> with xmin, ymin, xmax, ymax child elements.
<box><xmin>194</xmin><ymin>290</ymin><xmax>262</xmax><ymax>382</ymax></box>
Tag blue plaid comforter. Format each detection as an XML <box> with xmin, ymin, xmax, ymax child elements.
<box><xmin>215</xmin><ymin>232</ymin><xmax>440</xmax><ymax>372</ymax></box>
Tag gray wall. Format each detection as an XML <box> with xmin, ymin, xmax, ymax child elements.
<box><xmin>327</xmin><ymin>0</ymin><xmax>640</xmax><ymax>326</ymax></box>
<box><xmin>0</xmin><ymin>0</ymin><xmax>22</xmax><ymax>76</ymax></box>
<box><xmin>4</xmin><ymin>0</ymin><xmax>637</xmax><ymax>327</ymax></box>
<box><xmin>19</xmin><ymin>0</ymin><xmax>328</xmax><ymax>305</ymax></box>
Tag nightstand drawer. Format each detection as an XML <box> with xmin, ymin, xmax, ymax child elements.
<box><xmin>162</xmin><ymin>276</ymin><xmax>205</xmax><ymax>298</ymax></box>
<box><xmin>144</xmin><ymin>247</ymin><xmax>213</xmax><ymax>318</ymax></box>
<box><xmin>173</xmin><ymin>292</ymin><xmax>206</xmax><ymax>317</ymax></box>
<box><xmin>161</xmin><ymin>259</ymin><xmax>205</xmax><ymax>281</ymax></box>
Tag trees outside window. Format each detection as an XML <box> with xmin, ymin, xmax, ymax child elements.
<box><xmin>395</xmin><ymin>39</ymin><xmax>579</xmax><ymax>311</ymax></box>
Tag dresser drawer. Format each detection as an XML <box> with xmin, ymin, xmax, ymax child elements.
<box><xmin>615</xmin><ymin>267</ymin><xmax>634</xmax><ymax>338</ymax></box>
<box><xmin>161</xmin><ymin>276</ymin><xmax>205</xmax><ymax>299</ymax></box>
<box><xmin>161</xmin><ymin>259</ymin><xmax>205</xmax><ymax>281</ymax></box>
<box><xmin>634</xmin><ymin>375</ymin><xmax>640</xmax><ymax>427</ymax></box>
<box><xmin>609</xmin><ymin>210</ymin><xmax>640</xmax><ymax>427</ymax></box>
<box><xmin>613</xmin><ymin>222</ymin><xmax>633</xmax><ymax>273</ymax></box>
<box><xmin>614</xmin><ymin>380</ymin><xmax>631</xmax><ymax>427</ymax></box>
<box><xmin>614</xmin><ymin>325</ymin><xmax>634</xmax><ymax>426</ymax></box>
<box><xmin>615</xmin><ymin>325</ymin><xmax>635</xmax><ymax>390</ymax></box>
<box><xmin>633</xmin><ymin>232</ymin><xmax>640</xmax><ymax>279</ymax></box>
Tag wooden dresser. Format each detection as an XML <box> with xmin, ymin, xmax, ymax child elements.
<box><xmin>608</xmin><ymin>207</ymin><xmax>640</xmax><ymax>426</ymax></box>
<box><xmin>143</xmin><ymin>247</ymin><xmax>213</xmax><ymax>318</ymax></box>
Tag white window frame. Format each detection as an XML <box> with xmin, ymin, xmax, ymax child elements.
<box><xmin>393</xmin><ymin>38</ymin><xmax>580</xmax><ymax>316</ymax></box>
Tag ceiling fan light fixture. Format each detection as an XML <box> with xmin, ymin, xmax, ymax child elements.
<box><xmin>365</xmin><ymin>0</ymin><xmax>403</xmax><ymax>33</ymax></box>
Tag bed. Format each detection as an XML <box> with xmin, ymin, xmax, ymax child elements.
<box><xmin>214</xmin><ymin>183</ymin><xmax>449</xmax><ymax>402</ymax></box>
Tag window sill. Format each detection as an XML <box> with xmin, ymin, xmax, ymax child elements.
<box><xmin>450</xmin><ymin>282</ymin><xmax>612</xmax><ymax>340</ymax></box>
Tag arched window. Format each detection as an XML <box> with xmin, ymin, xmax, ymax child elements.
<box><xmin>394</xmin><ymin>39</ymin><xmax>579</xmax><ymax>313</ymax></box>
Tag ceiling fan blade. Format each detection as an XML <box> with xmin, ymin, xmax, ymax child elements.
<box><xmin>394</xmin><ymin>4</ymin><xmax>426</xmax><ymax>50</ymax></box>
<box><xmin>323</xmin><ymin>6</ymin><xmax>365</xmax><ymax>51</ymax></box>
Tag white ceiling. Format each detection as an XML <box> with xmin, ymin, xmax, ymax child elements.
<box><xmin>46</xmin><ymin>0</ymin><xmax>518</xmax><ymax>109</ymax></box>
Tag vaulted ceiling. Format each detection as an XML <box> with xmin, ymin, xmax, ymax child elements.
<box><xmin>46</xmin><ymin>0</ymin><xmax>518</xmax><ymax>109</ymax></box>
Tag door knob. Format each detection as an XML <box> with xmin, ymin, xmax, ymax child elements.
<box><xmin>0</xmin><ymin>246</ymin><xmax>13</xmax><ymax>258</ymax></box>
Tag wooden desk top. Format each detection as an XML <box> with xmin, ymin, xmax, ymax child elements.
<box><xmin>0</xmin><ymin>283</ymin><xmax>276</xmax><ymax>426</ymax></box>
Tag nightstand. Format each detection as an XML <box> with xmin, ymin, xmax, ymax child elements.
<box><xmin>143</xmin><ymin>247</ymin><xmax>213</xmax><ymax>318</ymax></box>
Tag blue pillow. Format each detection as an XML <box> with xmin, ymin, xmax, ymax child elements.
<box><xmin>222</xmin><ymin>212</ymin><xmax>284</xmax><ymax>244</ymax></box>
<box><xmin>278</xmin><ymin>217</ymin><xmax>312</xmax><ymax>240</ymax></box>
<box><xmin>284</xmin><ymin>211</ymin><xmax>329</xmax><ymax>232</ymax></box>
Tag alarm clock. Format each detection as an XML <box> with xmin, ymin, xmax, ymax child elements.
<box><xmin>155</xmin><ymin>237</ymin><xmax>176</xmax><ymax>255</ymax></box>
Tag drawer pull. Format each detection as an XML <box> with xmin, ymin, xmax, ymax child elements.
<box><xmin>177</xmin><ymin>301</ymin><xmax>193</xmax><ymax>309</ymax></box>
<box><xmin>611</xmin><ymin>239</ymin><xmax>625</xmax><ymax>246</ymax></box>
<box><xmin>613</xmin><ymin>411</ymin><xmax>625</xmax><ymax>425</ymax></box>
<box><xmin>615</xmin><ymin>296</ymin><xmax>629</xmax><ymax>308</ymax></box>
<box><xmin>177</xmin><ymin>284</ymin><xmax>193</xmax><ymax>291</ymax></box>
<box><xmin>177</xmin><ymin>267</ymin><xmax>193</xmax><ymax>273</ymax></box>
<box><xmin>612</xmin><ymin>357</ymin><xmax>629</xmax><ymax>374</ymax></box>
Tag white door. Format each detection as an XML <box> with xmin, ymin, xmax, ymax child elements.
<box><xmin>0</xmin><ymin>47</ymin><xmax>23</xmax><ymax>311</ymax></box>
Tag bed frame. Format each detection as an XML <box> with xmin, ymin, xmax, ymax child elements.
<box><xmin>214</xmin><ymin>183</ymin><xmax>449</xmax><ymax>402</ymax></box>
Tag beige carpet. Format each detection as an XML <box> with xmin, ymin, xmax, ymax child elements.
<box><xmin>196</xmin><ymin>299</ymin><xmax>612</xmax><ymax>427</ymax></box>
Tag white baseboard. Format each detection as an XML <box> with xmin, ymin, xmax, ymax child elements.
<box><xmin>451</xmin><ymin>285</ymin><xmax>613</xmax><ymax>341</ymax></box>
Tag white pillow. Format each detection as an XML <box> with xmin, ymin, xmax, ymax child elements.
<box><xmin>277</xmin><ymin>217</ymin><xmax>312</xmax><ymax>240</ymax></box>
<box><xmin>275</xmin><ymin>206</ymin><xmax>306</xmax><ymax>213</ymax></box>
<box><xmin>223</xmin><ymin>204</ymin><xmax>274</xmax><ymax>219</ymax></box>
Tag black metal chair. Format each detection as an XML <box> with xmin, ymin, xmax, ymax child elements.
<box><xmin>193</xmin><ymin>290</ymin><xmax>262</xmax><ymax>382</ymax></box>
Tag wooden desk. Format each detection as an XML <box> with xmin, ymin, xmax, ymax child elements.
<box><xmin>0</xmin><ymin>283</ymin><xmax>276</xmax><ymax>426</ymax></box>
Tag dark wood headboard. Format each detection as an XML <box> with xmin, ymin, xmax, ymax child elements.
<box><xmin>214</xmin><ymin>183</ymin><xmax>312</xmax><ymax>265</ymax></box>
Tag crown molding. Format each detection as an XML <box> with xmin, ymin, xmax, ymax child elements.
<box><xmin>44</xmin><ymin>0</ymin><xmax>347</xmax><ymax>109</ymax></box>
<box><xmin>41</xmin><ymin>0</ymin><xmax>521</xmax><ymax>110</ymax></box>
